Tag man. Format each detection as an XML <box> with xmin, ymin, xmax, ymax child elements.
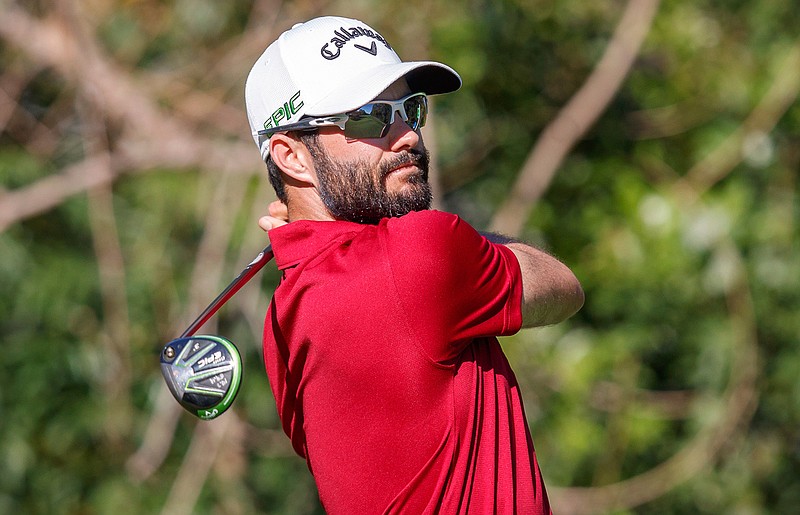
<box><xmin>245</xmin><ymin>16</ymin><xmax>584</xmax><ymax>514</ymax></box>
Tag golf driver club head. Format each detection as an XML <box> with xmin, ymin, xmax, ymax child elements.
<box><xmin>160</xmin><ymin>335</ymin><xmax>242</xmax><ymax>420</ymax></box>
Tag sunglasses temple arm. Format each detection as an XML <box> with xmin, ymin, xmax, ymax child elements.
<box><xmin>179</xmin><ymin>245</ymin><xmax>275</xmax><ymax>338</ymax></box>
<box><xmin>258</xmin><ymin>116</ymin><xmax>348</xmax><ymax>139</ymax></box>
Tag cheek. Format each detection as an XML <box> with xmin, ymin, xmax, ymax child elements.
<box><xmin>353</xmin><ymin>143</ymin><xmax>385</xmax><ymax>166</ymax></box>
<box><xmin>320</xmin><ymin>133</ymin><xmax>384</xmax><ymax>164</ymax></box>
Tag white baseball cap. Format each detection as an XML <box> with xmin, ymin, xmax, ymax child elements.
<box><xmin>245</xmin><ymin>16</ymin><xmax>462</xmax><ymax>159</ymax></box>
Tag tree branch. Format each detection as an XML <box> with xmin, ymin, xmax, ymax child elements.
<box><xmin>550</xmin><ymin>230</ymin><xmax>760</xmax><ymax>515</ymax></box>
<box><xmin>490</xmin><ymin>0</ymin><xmax>660</xmax><ymax>237</ymax></box>
<box><xmin>0</xmin><ymin>3</ymin><xmax>266</xmax><ymax>232</ymax></box>
<box><xmin>680</xmin><ymin>43</ymin><xmax>800</xmax><ymax>194</ymax></box>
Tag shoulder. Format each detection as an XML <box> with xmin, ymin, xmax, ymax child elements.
<box><xmin>378</xmin><ymin>210</ymin><xmax>496</xmax><ymax>279</ymax></box>
<box><xmin>381</xmin><ymin>210</ymin><xmax>479</xmax><ymax>251</ymax></box>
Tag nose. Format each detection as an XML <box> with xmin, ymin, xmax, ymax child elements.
<box><xmin>386</xmin><ymin>112</ymin><xmax>421</xmax><ymax>151</ymax></box>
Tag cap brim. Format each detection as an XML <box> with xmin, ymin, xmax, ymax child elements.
<box><xmin>305</xmin><ymin>61</ymin><xmax>461</xmax><ymax>116</ymax></box>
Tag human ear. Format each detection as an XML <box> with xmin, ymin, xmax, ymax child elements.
<box><xmin>269</xmin><ymin>133</ymin><xmax>317</xmax><ymax>186</ymax></box>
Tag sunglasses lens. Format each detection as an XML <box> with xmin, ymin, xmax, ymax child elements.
<box><xmin>344</xmin><ymin>103</ymin><xmax>392</xmax><ymax>138</ymax></box>
<box><xmin>404</xmin><ymin>95</ymin><xmax>427</xmax><ymax>130</ymax></box>
<box><xmin>342</xmin><ymin>94</ymin><xmax>428</xmax><ymax>139</ymax></box>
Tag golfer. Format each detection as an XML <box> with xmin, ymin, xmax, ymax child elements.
<box><xmin>246</xmin><ymin>16</ymin><xmax>584</xmax><ymax>514</ymax></box>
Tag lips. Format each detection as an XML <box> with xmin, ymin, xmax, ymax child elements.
<box><xmin>381</xmin><ymin>151</ymin><xmax>427</xmax><ymax>180</ymax></box>
<box><xmin>387</xmin><ymin>162</ymin><xmax>417</xmax><ymax>175</ymax></box>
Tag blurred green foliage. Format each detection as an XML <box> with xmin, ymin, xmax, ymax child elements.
<box><xmin>1</xmin><ymin>0</ymin><xmax>798</xmax><ymax>513</ymax></box>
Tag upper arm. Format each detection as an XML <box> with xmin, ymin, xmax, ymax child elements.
<box><xmin>382</xmin><ymin>211</ymin><xmax>524</xmax><ymax>360</ymax></box>
<box><xmin>504</xmin><ymin>242</ymin><xmax>584</xmax><ymax>328</ymax></box>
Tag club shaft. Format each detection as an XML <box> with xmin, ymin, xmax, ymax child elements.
<box><xmin>180</xmin><ymin>245</ymin><xmax>274</xmax><ymax>338</ymax></box>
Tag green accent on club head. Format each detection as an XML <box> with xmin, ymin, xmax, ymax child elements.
<box><xmin>160</xmin><ymin>335</ymin><xmax>242</xmax><ymax>420</ymax></box>
<box><xmin>194</xmin><ymin>337</ymin><xmax>242</xmax><ymax>420</ymax></box>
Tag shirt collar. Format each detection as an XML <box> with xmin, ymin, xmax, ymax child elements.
<box><xmin>268</xmin><ymin>220</ymin><xmax>367</xmax><ymax>270</ymax></box>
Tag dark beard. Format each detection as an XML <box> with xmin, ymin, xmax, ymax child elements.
<box><xmin>314</xmin><ymin>149</ymin><xmax>433</xmax><ymax>224</ymax></box>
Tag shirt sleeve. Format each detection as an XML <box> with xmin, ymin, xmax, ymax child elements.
<box><xmin>381</xmin><ymin>210</ymin><xmax>523</xmax><ymax>363</ymax></box>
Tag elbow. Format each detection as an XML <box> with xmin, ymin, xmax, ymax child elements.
<box><xmin>549</xmin><ymin>272</ymin><xmax>584</xmax><ymax>323</ymax></box>
<box><xmin>565</xmin><ymin>276</ymin><xmax>585</xmax><ymax>319</ymax></box>
<box><xmin>521</xmin><ymin>269</ymin><xmax>585</xmax><ymax>328</ymax></box>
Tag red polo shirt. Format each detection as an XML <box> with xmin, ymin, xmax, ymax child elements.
<box><xmin>263</xmin><ymin>210</ymin><xmax>551</xmax><ymax>514</ymax></box>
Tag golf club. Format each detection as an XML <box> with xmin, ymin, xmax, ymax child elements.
<box><xmin>160</xmin><ymin>245</ymin><xmax>274</xmax><ymax>420</ymax></box>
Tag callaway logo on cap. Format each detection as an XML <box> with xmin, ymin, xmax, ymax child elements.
<box><xmin>319</xmin><ymin>25</ymin><xmax>392</xmax><ymax>60</ymax></box>
<box><xmin>245</xmin><ymin>16</ymin><xmax>462</xmax><ymax>159</ymax></box>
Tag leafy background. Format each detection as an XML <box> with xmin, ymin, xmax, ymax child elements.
<box><xmin>1</xmin><ymin>0</ymin><xmax>797</xmax><ymax>513</ymax></box>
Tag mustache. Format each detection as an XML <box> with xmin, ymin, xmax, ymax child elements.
<box><xmin>379</xmin><ymin>149</ymin><xmax>429</xmax><ymax>179</ymax></box>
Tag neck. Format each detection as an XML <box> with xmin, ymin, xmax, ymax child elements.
<box><xmin>285</xmin><ymin>187</ymin><xmax>335</xmax><ymax>222</ymax></box>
